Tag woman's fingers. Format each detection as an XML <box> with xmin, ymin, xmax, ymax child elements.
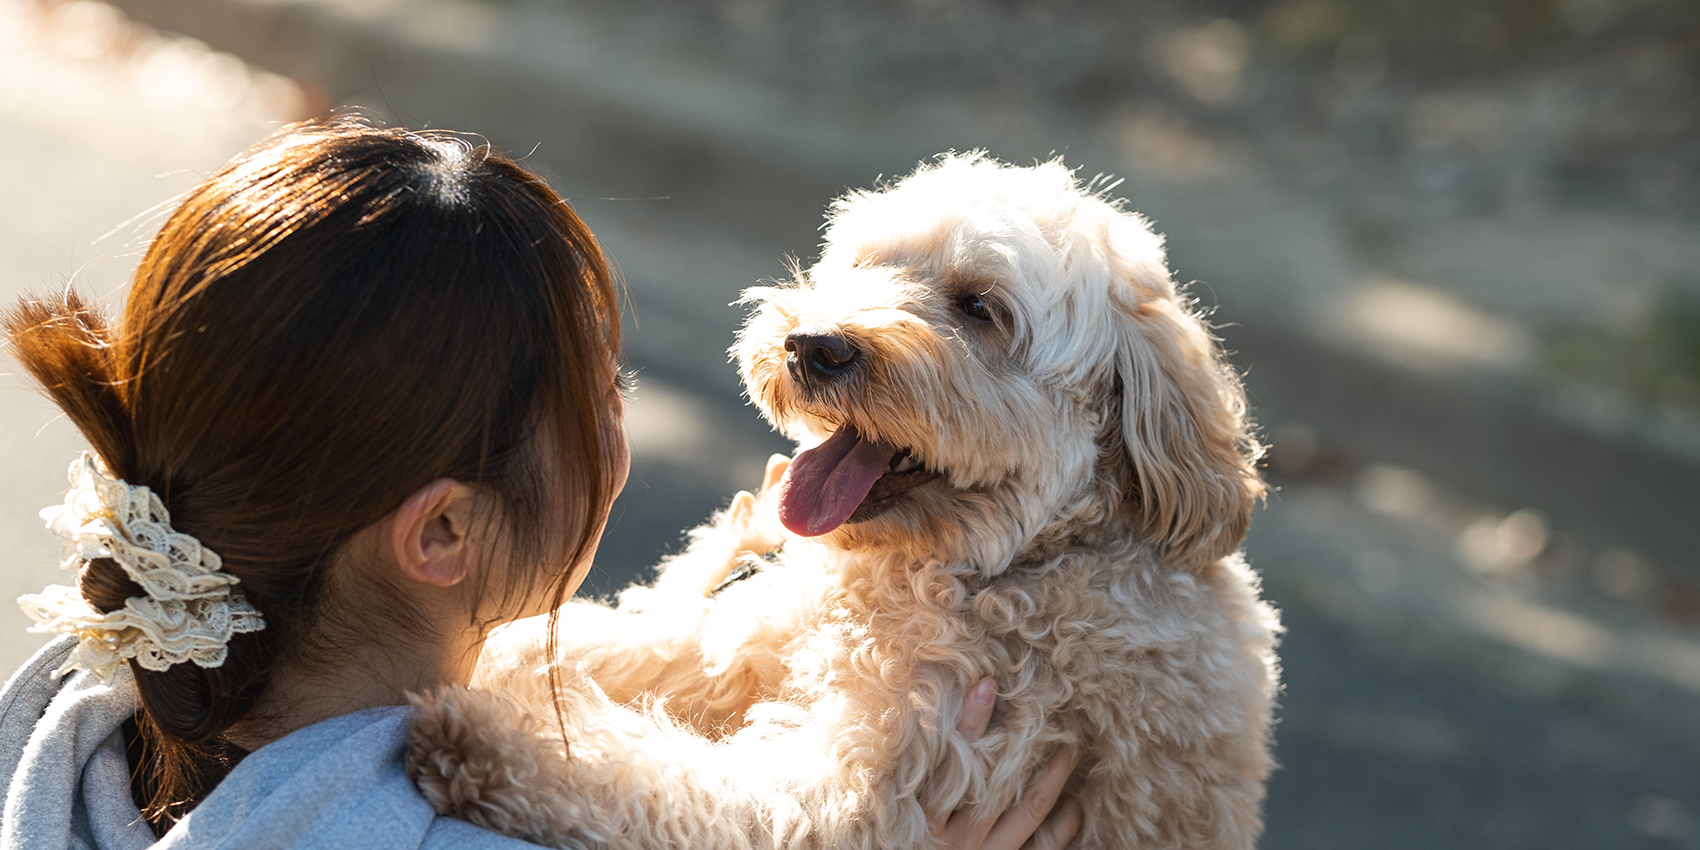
<box><xmin>981</xmin><ymin>745</ymin><xmax>1084</xmax><ymax>850</ymax></box>
<box><xmin>928</xmin><ymin>678</ymin><xmax>1000</xmax><ymax>836</ymax></box>
<box><xmin>1019</xmin><ymin>794</ymin><xmax>1083</xmax><ymax>850</ymax></box>
<box><xmin>957</xmin><ymin>678</ymin><xmax>998</xmax><ymax>743</ymax></box>
<box><xmin>939</xmin><ymin>779</ymin><xmax>1017</xmax><ymax>850</ymax></box>
<box><xmin>931</xmin><ymin>682</ymin><xmax>1086</xmax><ymax>850</ymax></box>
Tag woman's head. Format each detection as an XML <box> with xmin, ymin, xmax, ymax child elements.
<box><xmin>5</xmin><ymin>115</ymin><xmax>623</xmax><ymax>825</ymax></box>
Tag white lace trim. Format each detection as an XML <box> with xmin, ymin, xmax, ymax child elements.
<box><xmin>17</xmin><ymin>453</ymin><xmax>264</xmax><ymax>681</ymax></box>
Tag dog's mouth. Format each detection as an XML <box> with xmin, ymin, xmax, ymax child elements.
<box><xmin>777</xmin><ymin>424</ymin><xmax>940</xmax><ymax>537</ymax></box>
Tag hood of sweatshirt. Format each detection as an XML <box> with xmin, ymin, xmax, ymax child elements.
<box><xmin>0</xmin><ymin>637</ymin><xmax>533</xmax><ymax>850</ymax></box>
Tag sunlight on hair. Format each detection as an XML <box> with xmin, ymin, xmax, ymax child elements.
<box><xmin>416</xmin><ymin>133</ymin><xmax>475</xmax><ymax>164</ymax></box>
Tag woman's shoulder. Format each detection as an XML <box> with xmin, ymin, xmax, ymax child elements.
<box><xmin>172</xmin><ymin>704</ymin><xmax>558</xmax><ymax>850</ymax></box>
<box><xmin>0</xmin><ymin>643</ymin><xmax>555</xmax><ymax>850</ymax></box>
<box><xmin>424</xmin><ymin>816</ymin><xmax>559</xmax><ymax>849</ymax></box>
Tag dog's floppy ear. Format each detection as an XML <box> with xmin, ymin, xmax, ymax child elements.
<box><xmin>1109</xmin><ymin>292</ymin><xmax>1265</xmax><ymax>566</ymax></box>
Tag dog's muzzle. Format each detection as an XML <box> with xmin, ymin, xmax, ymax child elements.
<box><xmin>785</xmin><ymin>325</ymin><xmax>861</xmax><ymax>386</ymax></box>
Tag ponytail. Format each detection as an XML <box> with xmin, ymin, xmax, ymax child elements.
<box><xmin>6</xmin><ymin>293</ymin><xmax>286</xmax><ymax>827</ymax></box>
<box><xmin>6</xmin><ymin>293</ymin><xmax>130</xmax><ymax>467</ymax></box>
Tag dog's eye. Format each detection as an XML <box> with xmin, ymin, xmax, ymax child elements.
<box><xmin>957</xmin><ymin>294</ymin><xmax>994</xmax><ymax>322</ymax></box>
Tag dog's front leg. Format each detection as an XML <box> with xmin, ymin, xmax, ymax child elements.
<box><xmin>476</xmin><ymin>492</ymin><xmax>807</xmax><ymax>734</ymax></box>
<box><xmin>474</xmin><ymin>594</ymin><xmax>733</xmax><ymax>728</ymax></box>
<box><xmin>411</xmin><ymin>676</ymin><xmax>934</xmax><ymax>850</ymax></box>
<box><xmin>453</xmin><ymin>613</ymin><xmax>989</xmax><ymax>850</ymax></box>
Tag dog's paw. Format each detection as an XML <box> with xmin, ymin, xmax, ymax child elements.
<box><xmin>406</xmin><ymin>686</ymin><xmax>576</xmax><ymax>847</ymax></box>
<box><xmin>727</xmin><ymin>462</ymin><xmax>790</xmax><ymax>555</ymax></box>
<box><xmin>652</xmin><ymin>454</ymin><xmax>792</xmax><ymax>598</ymax></box>
<box><xmin>732</xmin><ymin>454</ymin><xmax>791</xmax><ymax>553</ymax></box>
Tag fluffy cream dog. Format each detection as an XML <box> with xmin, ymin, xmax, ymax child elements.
<box><xmin>407</xmin><ymin>154</ymin><xmax>1281</xmax><ymax>850</ymax></box>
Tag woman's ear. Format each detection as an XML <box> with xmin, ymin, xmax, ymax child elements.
<box><xmin>389</xmin><ymin>478</ymin><xmax>480</xmax><ymax>587</ymax></box>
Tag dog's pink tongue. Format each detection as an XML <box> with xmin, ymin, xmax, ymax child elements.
<box><xmin>778</xmin><ymin>425</ymin><xmax>900</xmax><ymax>537</ymax></box>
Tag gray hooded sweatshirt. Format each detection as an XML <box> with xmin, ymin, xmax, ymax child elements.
<box><xmin>0</xmin><ymin>637</ymin><xmax>541</xmax><ymax>850</ymax></box>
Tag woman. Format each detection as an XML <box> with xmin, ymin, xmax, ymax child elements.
<box><xmin>0</xmin><ymin>117</ymin><xmax>1079</xmax><ymax>849</ymax></box>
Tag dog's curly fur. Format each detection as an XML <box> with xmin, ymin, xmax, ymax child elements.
<box><xmin>407</xmin><ymin>154</ymin><xmax>1282</xmax><ymax>850</ymax></box>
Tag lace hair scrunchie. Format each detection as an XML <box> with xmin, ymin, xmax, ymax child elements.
<box><xmin>17</xmin><ymin>452</ymin><xmax>264</xmax><ymax>681</ymax></box>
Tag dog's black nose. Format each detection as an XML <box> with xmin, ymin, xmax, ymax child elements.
<box><xmin>785</xmin><ymin>326</ymin><xmax>860</xmax><ymax>382</ymax></box>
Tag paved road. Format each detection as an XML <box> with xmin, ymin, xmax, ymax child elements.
<box><xmin>3</xmin><ymin>4</ymin><xmax>1698</xmax><ymax>848</ymax></box>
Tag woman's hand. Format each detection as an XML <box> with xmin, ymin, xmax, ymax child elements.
<box><xmin>928</xmin><ymin>679</ymin><xmax>1085</xmax><ymax>850</ymax></box>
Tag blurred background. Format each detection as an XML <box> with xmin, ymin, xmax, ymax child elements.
<box><xmin>0</xmin><ymin>0</ymin><xmax>1696</xmax><ymax>845</ymax></box>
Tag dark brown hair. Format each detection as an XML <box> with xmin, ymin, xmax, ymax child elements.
<box><xmin>5</xmin><ymin>116</ymin><xmax>620</xmax><ymax>829</ymax></box>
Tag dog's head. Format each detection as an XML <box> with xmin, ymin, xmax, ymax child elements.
<box><xmin>736</xmin><ymin>154</ymin><xmax>1263</xmax><ymax>571</ymax></box>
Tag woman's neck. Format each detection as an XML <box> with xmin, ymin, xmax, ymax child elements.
<box><xmin>223</xmin><ymin>616</ymin><xmax>485</xmax><ymax>751</ymax></box>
